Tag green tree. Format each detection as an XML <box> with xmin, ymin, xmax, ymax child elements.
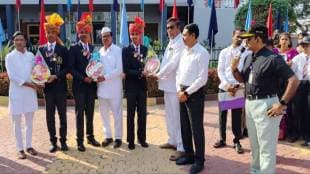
<box><xmin>289</xmin><ymin>0</ymin><xmax>310</xmax><ymax>32</ymax></box>
<box><xmin>235</xmin><ymin>0</ymin><xmax>296</xmax><ymax>32</ymax></box>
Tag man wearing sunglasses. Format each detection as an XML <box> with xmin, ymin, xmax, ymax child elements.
<box><xmin>151</xmin><ymin>17</ymin><xmax>185</xmax><ymax>161</ymax></box>
<box><xmin>231</xmin><ymin>24</ymin><xmax>299</xmax><ymax>174</ymax></box>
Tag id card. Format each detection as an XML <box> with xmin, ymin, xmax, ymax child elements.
<box><xmin>248</xmin><ymin>71</ymin><xmax>254</xmax><ymax>84</ymax></box>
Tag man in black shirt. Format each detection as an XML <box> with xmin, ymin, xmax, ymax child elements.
<box><xmin>231</xmin><ymin>24</ymin><xmax>299</xmax><ymax>174</ymax></box>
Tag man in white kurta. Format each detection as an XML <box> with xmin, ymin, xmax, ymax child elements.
<box><xmin>97</xmin><ymin>27</ymin><xmax>123</xmax><ymax>148</ymax></box>
<box><xmin>154</xmin><ymin>18</ymin><xmax>185</xmax><ymax>161</ymax></box>
<box><xmin>5</xmin><ymin>32</ymin><xmax>39</xmax><ymax>159</ymax></box>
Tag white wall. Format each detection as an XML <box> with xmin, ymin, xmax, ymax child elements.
<box><xmin>194</xmin><ymin>0</ymin><xmax>237</xmax><ymax>48</ymax></box>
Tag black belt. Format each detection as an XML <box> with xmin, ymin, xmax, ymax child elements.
<box><xmin>246</xmin><ymin>94</ymin><xmax>277</xmax><ymax>100</ymax></box>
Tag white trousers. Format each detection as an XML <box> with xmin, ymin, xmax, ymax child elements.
<box><xmin>99</xmin><ymin>97</ymin><xmax>123</xmax><ymax>139</ymax></box>
<box><xmin>164</xmin><ymin>92</ymin><xmax>184</xmax><ymax>152</ymax></box>
<box><xmin>11</xmin><ymin>112</ymin><xmax>34</xmax><ymax>151</ymax></box>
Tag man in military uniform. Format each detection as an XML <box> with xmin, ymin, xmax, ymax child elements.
<box><xmin>39</xmin><ymin>13</ymin><xmax>69</xmax><ymax>153</ymax></box>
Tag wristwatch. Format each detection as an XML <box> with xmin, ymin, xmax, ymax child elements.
<box><xmin>280</xmin><ymin>99</ymin><xmax>287</xmax><ymax>106</ymax></box>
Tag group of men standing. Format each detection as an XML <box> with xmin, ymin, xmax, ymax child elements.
<box><xmin>6</xmin><ymin>11</ymin><xmax>210</xmax><ymax>173</ymax></box>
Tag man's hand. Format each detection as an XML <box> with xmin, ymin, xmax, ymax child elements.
<box><xmin>83</xmin><ymin>77</ymin><xmax>93</xmax><ymax>84</ymax></box>
<box><xmin>23</xmin><ymin>82</ymin><xmax>44</xmax><ymax>90</ymax></box>
<box><xmin>267</xmin><ymin>103</ymin><xmax>286</xmax><ymax>117</ymax></box>
<box><xmin>47</xmin><ymin>75</ymin><xmax>57</xmax><ymax>83</ymax></box>
<box><xmin>231</xmin><ymin>56</ymin><xmax>240</xmax><ymax>72</ymax></box>
<box><xmin>97</xmin><ymin>76</ymin><xmax>105</xmax><ymax>82</ymax></box>
<box><xmin>287</xmin><ymin>60</ymin><xmax>293</xmax><ymax>67</ymax></box>
<box><xmin>148</xmin><ymin>74</ymin><xmax>158</xmax><ymax>80</ymax></box>
<box><xmin>178</xmin><ymin>91</ymin><xmax>188</xmax><ymax>103</ymax></box>
<box><xmin>142</xmin><ymin>70</ymin><xmax>148</xmax><ymax>77</ymax></box>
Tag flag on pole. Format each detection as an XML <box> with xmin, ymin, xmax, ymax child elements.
<box><xmin>120</xmin><ymin>0</ymin><xmax>129</xmax><ymax>47</ymax></box>
<box><xmin>39</xmin><ymin>0</ymin><xmax>47</xmax><ymax>45</ymax></box>
<box><xmin>172</xmin><ymin>0</ymin><xmax>178</xmax><ymax>19</ymax></box>
<box><xmin>16</xmin><ymin>0</ymin><xmax>21</xmax><ymax>9</ymax></box>
<box><xmin>275</xmin><ymin>8</ymin><xmax>281</xmax><ymax>31</ymax></box>
<box><xmin>113</xmin><ymin>0</ymin><xmax>120</xmax><ymax>12</ymax></box>
<box><xmin>244</xmin><ymin>0</ymin><xmax>252</xmax><ymax>31</ymax></box>
<box><xmin>208</xmin><ymin>0</ymin><xmax>218</xmax><ymax>48</ymax></box>
<box><xmin>266</xmin><ymin>3</ymin><xmax>273</xmax><ymax>38</ymax></box>
<box><xmin>234</xmin><ymin>0</ymin><xmax>240</xmax><ymax>8</ymax></box>
<box><xmin>77</xmin><ymin>0</ymin><xmax>81</xmax><ymax>20</ymax></box>
<box><xmin>0</xmin><ymin>18</ymin><xmax>6</xmax><ymax>51</ymax></box>
<box><xmin>89</xmin><ymin>0</ymin><xmax>94</xmax><ymax>12</ymax></box>
<box><xmin>208</xmin><ymin>0</ymin><xmax>212</xmax><ymax>7</ymax></box>
<box><xmin>140</xmin><ymin>0</ymin><xmax>144</xmax><ymax>11</ymax></box>
<box><xmin>284</xmin><ymin>7</ymin><xmax>289</xmax><ymax>32</ymax></box>
<box><xmin>159</xmin><ymin>0</ymin><xmax>165</xmax><ymax>12</ymax></box>
<box><xmin>67</xmin><ymin>0</ymin><xmax>72</xmax><ymax>12</ymax></box>
<box><xmin>187</xmin><ymin>0</ymin><xmax>193</xmax><ymax>6</ymax></box>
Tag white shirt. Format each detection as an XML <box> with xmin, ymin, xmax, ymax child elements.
<box><xmin>291</xmin><ymin>52</ymin><xmax>310</xmax><ymax>80</ymax></box>
<box><xmin>5</xmin><ymin>49</ymin><xmax>38</xmax><ymax>115</ymax></box>
<box><xmin>217</xmin><ymin>45</ymin><xmax>250</xmax><ymax>91</ymax></box>
<box><xmin>97</xmin><ymin>44</ymin><xmax>123</xmax><ymax>99</ymax></box>
<box><xmin>47</xmin><ymin>41</ymin><xmax>56</xmax><ymax>51</ymax></box>
<box><xmin>157</xmin><ymin>34</ymin><xmax>185</xmax><ymax>92</ymax></box>
<box><xmin>176</xmin><ymin>43</ymin><xmax>210</xmax><ymax>95</ymax></box>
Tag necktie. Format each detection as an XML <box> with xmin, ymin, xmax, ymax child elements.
<box><xmin>302</xmin><ymin>57</ymin><xmax>309</xmax><ymax>80</ymax></box>
<box><xmin>135</xmin><ymin>46</ymin><xmax>139</xmax><ymax>54</ymax></box>
<box><xmin>83</xmin><ymin>44</ymin><xmax>88</xmax><ymax>51</ymax></box>
<box><xmin>49</xmin><ymin>44</ymin><xmax>54</xmax><ymax>53</ymax></box>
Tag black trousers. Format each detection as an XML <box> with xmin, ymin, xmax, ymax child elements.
<box><xmin>180</xmin><ymin>87</ymin><xmax>205</xmax><ymax>164</ymax></box>
<box><xmin>45</xmin><ymin>91</ymin><xmax>67</xmax><ymax>144</ymax></box>
<box><xmin>218</xmin><ymin>89</ymin><xmax>242</xmax><ymax>143</ymax></box>
<box><xmin>74</xmin><ymin>87</ymin><xmax>96</xmax><ymax>145</ymax></box>
<box><xmin>290</xmin><ymin>80</ymin><xmax>310</xmax><ymax>141</ymax></box>
<box><xmin>126</xmin><ymin>91</ymin><xmax>147</xmax><ymax>144</ymax></box>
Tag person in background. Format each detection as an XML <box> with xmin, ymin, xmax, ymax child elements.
<box><xmin>290</xmin><ymin>36</ymin><xmax>310</xmax><ymax>146</ymax></box>
<box><xmin>296</xmin><ymin>32</ymin><xmax>309</xmax><ymax>53</ymax></box>
<box><xmin>5</xmin><ymin>31</ymin><xmax>40</xmax><ymax>159</ymax></box>
<box><xmin>273</xmin><ymin>32</ymin><xmax>299</xmax><ymax>141</ymax></box>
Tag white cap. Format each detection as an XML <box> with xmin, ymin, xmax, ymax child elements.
<box><xmin>101</xmin><ymin>27</ymin><xmax>112</xmax><ymax>35</ymax></box>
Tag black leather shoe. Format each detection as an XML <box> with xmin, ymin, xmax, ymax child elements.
<box><xmin>190</xmin><ymin>163</ymin><xmax>204</xmax><ymax>174</ymax></box>
<box><xmin>213</xmin><ymin>140</ymin><xmax>226</xmax><ymax>148</ymax></box>
<box><xmin>87</xmin><ymin>138</ymin><xmax>100</xmax><ymax>147</ymax></box>
<box><xmin>101</xmin><ymin>138</ymin><xmax>113</xmax><ymax>147</ymax></box>
<box><xmin>287</xmin><ymin>137</ymin><xmax>298</xmax><ymax>143</ymax></box>
<box><xmin>176</xmin><ymin>156</ymin><xmax>194</xmax><ymax>165</ymax></box>
<box><xmin>77</xmin><ymin>144</ymin><xmax>86</xmax><ymax>152</ymax></box>
<box><xmin>61</xmin><ymin>142</ymin><xmax>69</xmax><ymax>151</ymax></box>
<box><xmin>128</xmin><ymin>143</ymin><xmax>135</xmax><ymax>150</ymax></box>
<box><xmin>113</xmin><ymin>139</ymin><xmax>122</xmax><ymax>148</ymax></box>
<box><xmin>243</xmin><ymin>128</ymin><xmax>248</xmax><ymax>137</ymax></box>
<box><xmin>234</xmin><ymin>143</ymin><xmax>244</xmax><ymax>154</ymax></box>
<box><xmin>139</xmin><ymin>141</ymin><xmax>149</xmax><ymax>148</ymax></box>
<box><xmin>49</xmin><ymin>144</ymin><xmax>58</xmax><ymax>153</ymax></box>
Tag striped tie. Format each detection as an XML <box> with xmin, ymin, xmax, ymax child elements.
<box><xmin>302</xmin><ymin>57</ymin><xmax>309</xmax><ymax>80</ymax></box>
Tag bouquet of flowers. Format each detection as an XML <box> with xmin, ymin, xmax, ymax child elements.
<box><xmin>31</xmin><ymin>51</ymin><xmax>51</xmax><ymax>84</ymax></box>
<box><xmin>144</xmin><ymin>47</ymin><xmax>160</xmax><ymax>76</ymax></box>
<box><xmin>86</xmin><ymin>51</ymin><xmax>104</xmax><ymax>81</ymax></box>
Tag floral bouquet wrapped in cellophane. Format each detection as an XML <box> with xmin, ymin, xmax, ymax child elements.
<box><xmin>144</xmin><ymin>46</ymin><xmax>160</xmax><ymax>76</ymax></box>
<box><xmin>31</xmin><ymin>50</ymin><xmax>51</xmax><ymax>84</ymax></box>
<box><xmin>86</xmin><ymin>51</ymin><xmax>104</xmax><ymax>81</ymax></box>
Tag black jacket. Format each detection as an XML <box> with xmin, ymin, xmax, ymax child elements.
<box><xmin>39</xmin><ymin>43</ymin><xmax>69</xmax><ymax>93</ymax></box>
<box><xmin>122</xmin><ymin>44</ymin><xmax>148</xmax><ymax>92</ymax></box>
<box><xmin>69</xmin><ymin>42</ymin><xmax>97</xmax><ymax>93</ymax></box>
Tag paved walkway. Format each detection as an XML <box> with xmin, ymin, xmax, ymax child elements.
<box><xmin>0</xmin><ymin>101</ymin><xmax>309</xmax><ymax>174</ymax></box>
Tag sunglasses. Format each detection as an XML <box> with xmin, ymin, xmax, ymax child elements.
<box><xmin>166</xmin><ymin>25</ymin><xmax>176</xmax><ymax>30</ymax></box>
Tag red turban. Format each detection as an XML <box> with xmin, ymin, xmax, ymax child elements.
<box><xmin>129</xmin><ymin>17</ymin><xmax>145</xmax><ymax>35</ymax></box>
<box><xmin>76</xmin><ymin>12</ymin><xmax>93</xmax><ymax>34</ymax></box>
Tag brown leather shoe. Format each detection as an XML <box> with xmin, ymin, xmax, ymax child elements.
<box><xmin>26</xmin><ymin>147</ymin><xmax>38</xmax><ymax>156</ymax></box>
<box><xmin>18</xmin><ymin>150</ymin><xmax>26</xmax><ymax>159</ymax></box>
<box><xmin>169</xmin><ymin>151</ymin><xmax>186</xmax><ymax>161</ymax></box>
<box><xmin>159</xmin><ymin>143</ymin><xmax>176</xmax><ymax>150</ymax></box>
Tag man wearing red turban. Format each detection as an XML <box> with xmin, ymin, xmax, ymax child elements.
<box><xmin>69</xmin><ymin>12</ymin><xmax>100</xmax><ymax>152</ymax></box>
<box><xmin>122</xmin><ymin>17</ymin><xmax>149</xmax><ymax>150</ymax></box>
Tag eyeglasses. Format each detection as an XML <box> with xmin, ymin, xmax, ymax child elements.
<box><xmin>166</xmin><ymin>25</ymin><xmax>176</xmax><ymax>30</ymax></box>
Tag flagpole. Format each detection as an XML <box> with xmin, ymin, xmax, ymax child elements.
<box><xmin>17</xmin><ymin>8</ymin><xmax>20</xmax><ymax>31</ymax></box>
<box><xmin>68</xmin><ymin>10</ymin><xmax>71</xmax><ymax>44</ymax></box>
<box><xmin>187</xmin><ymin>6</ymin><xmax>190</xmax><ymax>24</ymax></box>
<box><xmin>210</xmin><ymin>30</ymin><xmax>213</xmax><ymax>59</ymax></box>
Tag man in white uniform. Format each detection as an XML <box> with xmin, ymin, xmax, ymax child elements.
<box><xmin>152</xmin><ymin>18</ymin><xmax>185</xmax><ymax>161</ymax></box>
<box><xmin>97</xmin><ymin>27</ymin><xmax>123</xmax><ymax>148</ymax></box>
<box><xmin>5</xmin><ymin>31</ymin><xmax>40</xmax><ymax>159</ymax></box>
